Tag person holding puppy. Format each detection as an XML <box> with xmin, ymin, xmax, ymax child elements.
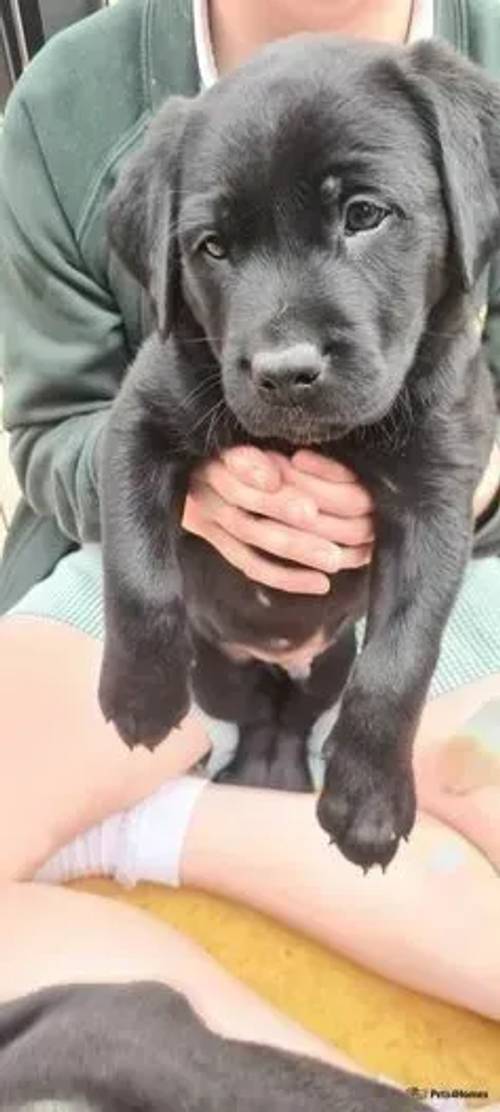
<box><xmin>0</xmin><ymin>0</ymin><xmax>499</xmax><ymax>1092</ymax></box>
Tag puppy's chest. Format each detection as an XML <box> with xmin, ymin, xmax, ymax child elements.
<box><xmin>333</xmin><ymin>442</ymin><xmax>426</xmax><ymax>515</ymax></box>
<box><xmin>222</xmin><ymin>626</ymin><xmax>331</xmax><ymax>680</ymax></box>
<box><xmin>178</xmin><ymin>532</ymin><xmax>369</xmax><ymax>667</ymax></box>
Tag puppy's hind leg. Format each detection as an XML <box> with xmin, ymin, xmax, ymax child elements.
<box><xmin>190</xmin><ymin>634</ymin><xmax>293</xmax><ymax>788</ymax></box>
<box><xmin>274</xmin><ymin>627</ymin><xmax>358</xmax><ymax>792</ymax></box>
<box><xmin>193</xmin><ymin>630</ymin><xmax>357</xmax><ymax>794</ymax></box>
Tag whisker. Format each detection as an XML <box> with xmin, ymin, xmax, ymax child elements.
<box><xmin>180</xmin><ymin>335</ymin><xmax>224</xmax><ymax>346</ymax></box>
<box><xmin>204</xmin><ymin>398</ymin><xmax>227</xmax><ymax>454</ymax></box>
<box><xmin>179</xmin><ymin>372</ymin><xmax>221</xmax><ymax>412</ymax></box>
<box><xmin>189</xmin><ymin>397</ymin><xmax>226</xmax><ymax>439</ymax></box>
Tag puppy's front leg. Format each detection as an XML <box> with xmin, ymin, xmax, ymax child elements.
<box><xmin>317</xmin><ymin>493</ymin><xmax>473</xmax><ymax>870</ymax></box>
<box><xmin>98</xmin><ymin>354</ymin><xmax>192</xmax><ymax>750</ymax></box>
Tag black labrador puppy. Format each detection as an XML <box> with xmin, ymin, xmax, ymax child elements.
<box><xmin>0</xmin><ymin>981</ymin><xmax>428</xmax><ymax>1110</ymax></box>
<box><xmin>98</xmin><ymin>36</ymin><xmax>498</xmax><ymax>871</ymax></box>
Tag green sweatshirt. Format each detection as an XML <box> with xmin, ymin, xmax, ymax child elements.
<box><xmin>0</xmin><ymin>0</ymin><xmax>499</xmax><ymax>610</ymax></box>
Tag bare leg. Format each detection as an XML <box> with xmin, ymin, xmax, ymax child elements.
<box><xmin>181</xmin><ymin>777</ymin><xmax>500</xmax><ymax>1020</ymax></box>
<box><xmin>415</xmin><ymin>674</ymin><xmax>500</xmax><ymax>868</ymax></box>
<box><xmin>0</xmin><ymin>618</ymin><xmax>210</xmax><ymax>879</ymax></box>
<box><xmin>0</xmin><ymin>881</ymin><xmax>358</xmax><ymax>1075</ymax></box>
<box><xmin>1</xmin><ymin>617</ymin><xmax>499</xmax><ymax>1020</ymax></box>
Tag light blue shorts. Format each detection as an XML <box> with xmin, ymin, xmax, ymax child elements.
<box><xmin>8</xmin><ymin>544</ymin><xmax>500</xmax><ymax>785</ymax></box>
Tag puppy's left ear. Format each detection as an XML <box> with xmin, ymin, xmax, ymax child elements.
<box><xmin>401</xmin><ymin>40</ymin><xmax>500</xmax><ymax>290</ymax></box>
<box><xmin>107</xmin><ymin>96</ymin><xmax>192</xmax><ymax>340</ymax></box>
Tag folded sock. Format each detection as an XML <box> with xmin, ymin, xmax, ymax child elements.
<box><xmin>36</xmin><ymin>775</ymin><xmax>208</xmax><ymax>889</ymax></box>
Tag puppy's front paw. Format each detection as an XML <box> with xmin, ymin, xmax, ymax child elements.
<box><xmin>99</xmin><ymin>650</ymin><xmax>191</xmax><ymax>751</ymax></box>
<box><xmin>317</xmin><ymin>733</ymin><xmax>416</xmax><ymax>871</ymax></box>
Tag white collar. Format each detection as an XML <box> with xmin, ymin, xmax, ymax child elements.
<box><xmin>408</xmin><ymin>0</ymin><xmax>434</xmax><ymax>42</ymax></box>
<box><xmin>193</xmin><ymin>0</ymin><xmax>218</xmax><ymax>89</ymax></box>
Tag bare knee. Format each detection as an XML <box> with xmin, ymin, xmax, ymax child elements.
<box><xmin>0</xmin><ymin>617</ymin><xmax>210</xmax><ymax>879</ymax></box>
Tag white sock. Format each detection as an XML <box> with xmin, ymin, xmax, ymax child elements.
<box><xmin>36</xmin><ymin>775</ymin><xmax>208</xmax><ymax>889</ymax></box>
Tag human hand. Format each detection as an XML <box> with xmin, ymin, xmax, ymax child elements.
<box><xmin>473</xmin><ymin>441</ymin><xmax>500</xmax><ymax>521</ymax></box>
<box><xmin>182</xmin><ymin>446</ymin><xmax>374</xmax><ymax>595</ymax></box>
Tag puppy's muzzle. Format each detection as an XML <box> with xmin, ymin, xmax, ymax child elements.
<box><xmin>251</xmin><ymin>342</ymin><xmax>327</xmax><ymax>405</ymax></box>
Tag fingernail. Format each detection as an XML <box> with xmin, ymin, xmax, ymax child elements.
<box><xmin>250</xmin><ymin>468</ymin><xmax>273</xmax><ymax>489</ymax></box>
<box><xmin>309</xmin><ymin>576</ymin><xmax>330</xmax><ymax>595</ymax></box>
<box><xmin>313</xmin><ymin>546</ymin><xmax>339</xmax><ymax>572</ymax></box>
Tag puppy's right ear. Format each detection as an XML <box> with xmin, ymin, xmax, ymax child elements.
<box><xmin>107</xmin><ymin>96</ymin><xmax>192</xmax><ymax>340</ymax></box>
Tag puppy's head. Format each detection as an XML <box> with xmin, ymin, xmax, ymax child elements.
<box><xmin>108</xmin><ymin>36</ymin><xmax>500</xmax><ymax>443</ymax></box>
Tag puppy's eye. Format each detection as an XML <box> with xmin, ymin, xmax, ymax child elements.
<box><xmin>198</xmin><ymin>234</ymin><xmax>227</xmax><ymax>259</ymax></box>
<box><xmin>344</xmin><ymin>200</ymin><xmax>389</xmax><ymax>236</ymax></box>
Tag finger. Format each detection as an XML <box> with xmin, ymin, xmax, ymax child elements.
<box><xmin>283</xmin><ymin>460</ymin><xmax>373</xmax><ymax>517</ymax></box>
<box><xmin>335</xmin><ymin>542</ymin><xmax>373</xmax><ymax>570</ymax></box>
<box><xmin>264</xmin><ymin>451</ymin><xmax>295</xmax><ymax>482</ymax></box>
<box><xmin>193</xmin><ymin>521</ymin><xmax>331</xmax><ymax>594</ymax></box>
<box><xmin>291</xmin><ymin>449</ymin><xmax>359</xmax><ymax>484</ymax></box>
<box><xmin>185</xmin><ymin>490</ymin><xmax>371</xmax><ymax>584</ymax></box>
<box><xmin>182</xmin><ymin>489</ymin><xmax>206</xmax><ymax>535</ymax></box>
<box><xmin>197</xmin><ymin>486</ymin><xmax>342</xmax><ymax>572</ymax></box>
<box><xmin>189</xmin><ymin>479</ymin><xmax>375</xmax><ymax>551</ymax></box>
<box><xmin>222</xmin><ymin>445</ymin><xmax>283</xmax><ymax>492</ymax></box>
<box><xmin>186</xmin><ymin>487</ymin><xmax>372</xmax><ymax>581</ymax></box>
<box><xmin>252</xmin><ymin>455</ymin><xmax>375</xmax><ymax>542</ymax></box>
<box><xmin>200</xmin><ymin>482</ymin><xmax>374</xmax><ymax>555</ymax></box>
<box><xmin>473</xmin><ymin>441</ymin><xmax>500</xmax><ymax>519</ymax></box>
<box><xmin>311</xmin><ymin>511</ymin><xmax>376</xmax><ymax>546</ymax></box>
<box><xmin>197</xmin><ymin>459</ymin><xmax>319</xmax><ymax>526</ymax></box>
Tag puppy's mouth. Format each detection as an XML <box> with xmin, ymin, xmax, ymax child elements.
<box><xmin>221</xmin><ymin>343</ymin><xmax>394</xmax><ymax>444</ymax></box>
<box><xmin>223</xmin><ymin>382</ymin><xmax>367</xmax><ymax>445</ymax></box>
<box><xmin>223</xmin><ymin>376</ymin><xmax>403</xmax><ymax>446</ymax></box>
<box><xmin>223</xmin><ymin>397</ymin><xmax>348</xmax><ymax>445</ymax></box>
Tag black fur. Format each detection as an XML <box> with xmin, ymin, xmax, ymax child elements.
<box><xmin>99</xmin><ymin>36</ymin><xmax>498</xmax><ymax>871</ymax></box>
<box><xmin>0</xmin><ymin>981</ymin><xmax>428</xmax><ymax>1109</ymax></box>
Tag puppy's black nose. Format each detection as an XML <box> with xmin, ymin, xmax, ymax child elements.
<box><xmin>251</xmin><ymin>343</ymin><xmax>324</xmax><ymax>401</ymax></box>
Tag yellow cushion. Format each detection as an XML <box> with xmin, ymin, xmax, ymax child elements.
<box><xmin>78</xmin><ymin>879</ymin><xmax>500</xmax><ymax>1099</ymax></box>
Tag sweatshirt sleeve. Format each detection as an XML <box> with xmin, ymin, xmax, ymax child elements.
<box><xmin>0</xmin><ymin>88</ymin><xmax>129</xmax><ymax>543</ymax></box>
